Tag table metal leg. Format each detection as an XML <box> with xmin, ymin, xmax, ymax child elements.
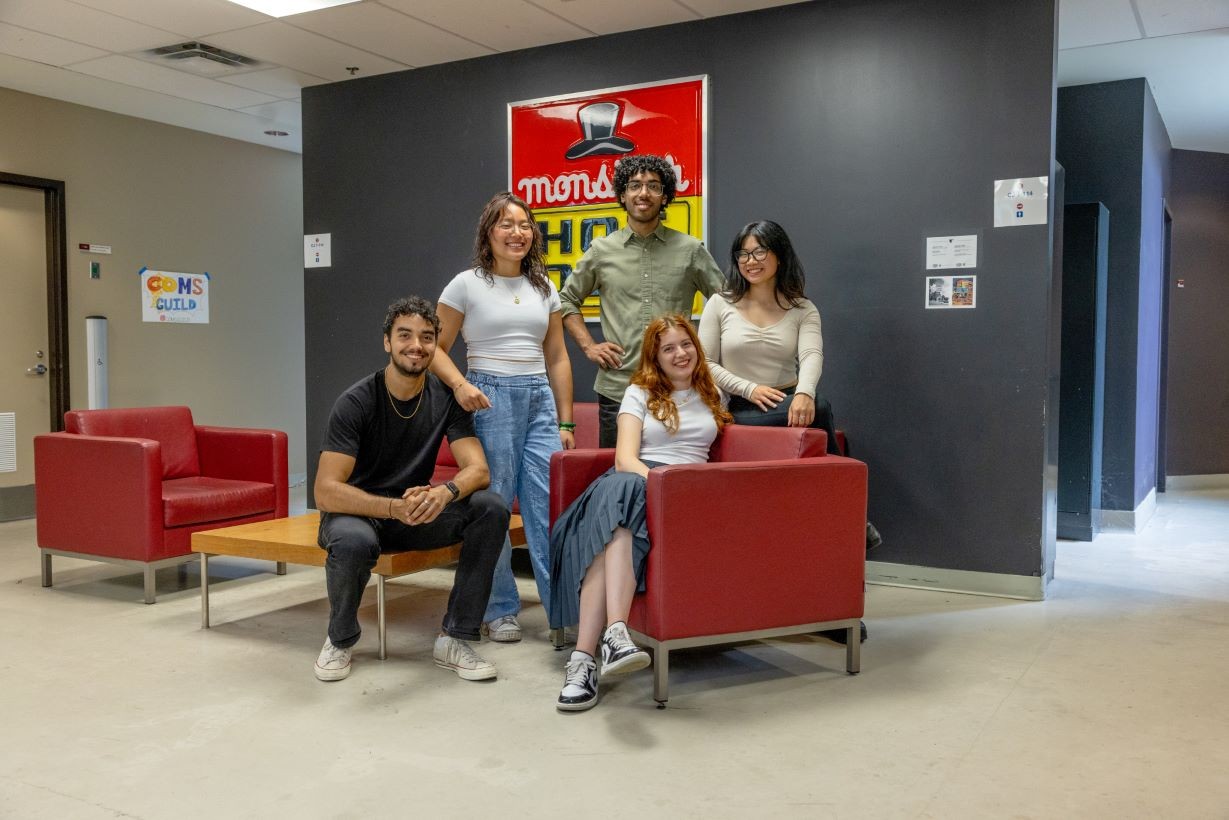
<box><xmin>200</xmin><ymin>553</ymin><xmax>211</xmax><ymax>629</ymax></box>
<box><xmin>276</xmin><ymin>561</ymin><xmax>287</xmax><ymax>576</ymax></box>
<box><xmin>378</xmin><ymin>574</ymin><xmax>387</xmax><ymax>661</ymax></box>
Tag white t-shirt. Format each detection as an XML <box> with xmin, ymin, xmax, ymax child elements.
<box><xmin>618</xmin><ymin>384</ymin><xmax>720</xmax><ymax>465</ymax></box>
<box><xmin>437</xmin><ymin>268</ymin><xmax>562</xmax><ymax>376</ymax></box>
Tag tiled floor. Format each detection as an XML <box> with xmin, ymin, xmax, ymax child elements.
<box><xmin>1</xmin><ymin>487</ymin><xmax>1227</xmax><ymax>819</ymax></box>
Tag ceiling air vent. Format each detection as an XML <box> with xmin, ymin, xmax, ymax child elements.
<box><xmin>142</xmin><ymin>42</ymin><xmax>262</xmax><ymax>77</ymax></box>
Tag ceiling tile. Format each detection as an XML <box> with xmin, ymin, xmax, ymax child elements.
<box><xmin>1058</xmin><ymin>0</ymin><xmax>1145</xmax><ymax>49</ymax></box>
<box><xmin>70</xmin><ymin>54</ymin><xmax>282</xmax><ymax>108</ymax></box>
<box><xmin>675</xmin><ymin>0</ymin><xmax>805</xmax><ymax>17</ymax></box>
<box><xmin>0</xmin><ymin>0</ymin><xmax>179</xmax><ymax>52</ymax></box>
<box><xmin>68</xmin><ymin>0</ymin><xmax>272</xmax><ymax>39</ymax></box>
<box><xmin>0</xmin><ymin>22</ymin><xmax>109</xmax><ymax>65</ymax></box>
<box><xmin>285</xmin><ymin>3</ymin><xmax>493</xmax><ymax>67</ymax></box>
<box><xmin>236</xmin><ymin>98</ymin><xmax>300</xmax><ymax>126</ymax></box>
<box><xmin>205</xmin><ymin>21</ymin><xmax>409</xmax><ymax>81</ymax></box>
<box><xmin>218</xmin><ymin>66</ymin><xmax>326</xmax><ymax>99</ymax></box>
<box><xmin>527</xmin><ymin>0</ymin><xmax>698</xmax><ymax>35</ymax></box>
<box><xmin>1135</xmin><ymin>0</ymin><xmax>1229</xmax><ymax>37</ymax></box>
<box><xmin>379</xmin><ymin>0</ymin><xmax>592</xmax><ymax>52</ymax></box>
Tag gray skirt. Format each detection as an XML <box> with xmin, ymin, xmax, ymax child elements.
<box><xmin>548</xmin><ymin>464</ymin><xmax>660</xmax><ymax>630</ymax></box>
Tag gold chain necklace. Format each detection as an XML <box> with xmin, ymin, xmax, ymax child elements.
<box><xmin>386</xmin><ymin>377</ymin><xmax>425</xmax><ymax>420</ymax></box>
<box><xmin>499</xmin><ymin>275</ymin><xmax>525</xmax><ymax>304</ymax></box>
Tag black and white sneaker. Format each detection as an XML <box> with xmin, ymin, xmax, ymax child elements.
<box><xmin>600</xmin><ymin>621</ymin><xmax>651</xmax><ymax>676</ymax></box>
<box><xmin>557</xmin><ymin>651</ymin><xmax>599</xmax><ymax>712</ymax></box>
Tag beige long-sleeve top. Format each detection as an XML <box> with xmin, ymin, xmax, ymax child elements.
<box><xmin>697</xmin><ymin>295</ymin><xmax>823</xmax><ymax>399</ymax></box>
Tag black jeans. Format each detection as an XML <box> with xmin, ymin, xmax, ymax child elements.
<box><xmin>727</xmin><ymin>389</ymin><xmax>841</xmax><ymax>455</ymax></box>
<box><xmin>598</xmin><ymin>394</ymin><xmax>621</xmax><ymax>449</ymax></box>
<box><xmin>317</xmin><ymin>489</ymin><xmax>508</xmax><ymax>647</ymax></box>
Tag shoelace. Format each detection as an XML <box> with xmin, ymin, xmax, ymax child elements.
<box><xmin>451</xmin><ymin>640</ymin><xmax>485</xmax><ymax>666</ymax></box>
<box><xmin>564</xmin><ymin>658</ymin><xmax>596</xmax><ymax>687</ymax></box>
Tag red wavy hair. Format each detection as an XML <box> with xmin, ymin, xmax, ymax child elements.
<box><xmin>630</xmin><ymin>314</ymin><xmax>732</xmax><ymax>433</ymax></box>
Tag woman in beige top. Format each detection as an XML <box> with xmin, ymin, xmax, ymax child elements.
<box><xmin>697</xmin><ymin>220</ymin><xmax>839</xmax><ymax>454</ymax></box>
<box><xmin>699</xmin><ymin>221</ymin><xmax>882</xmax><ymax>629</ymax></box>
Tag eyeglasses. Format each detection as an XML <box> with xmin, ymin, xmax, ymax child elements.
<box><xmin>625</xmin><ymin>180</ymin><xmax>664</xmax><ymax>195</ymax></box>
<box><xmin>735</xmin><ymin>247</ymin><xmax>770</xmax><ymax>264</ymax></box>
<box><xmin>493</xmin><ymin>221</ymin><xmax>533</xmax><ymax>234</ymax></box>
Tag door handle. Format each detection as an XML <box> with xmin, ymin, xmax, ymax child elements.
<box><xmin>26</xmin><ymin>363</ymin><xmax>48</xmax><ymax>376</ymax></box>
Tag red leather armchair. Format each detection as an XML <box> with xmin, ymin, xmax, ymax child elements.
<box><xmin>549</xmin><ymin>425</ymin><xmax>867</xmax><ymax>705</ymax></box>
<box><xmin>35</xmin><ymin>406</ymin><xmax>288</xmax><ymax>603</ymax></box>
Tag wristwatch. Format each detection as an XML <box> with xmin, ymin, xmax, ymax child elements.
<box><xmin>444</xmin><ymin>481</ymin><xmax>460</xmax><ymax>503</ymax></box>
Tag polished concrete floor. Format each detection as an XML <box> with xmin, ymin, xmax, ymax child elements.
<box><xmin>2</xmin><ymin>486</ymin><xmax>1228</xmax><ymax>819</ymax></box>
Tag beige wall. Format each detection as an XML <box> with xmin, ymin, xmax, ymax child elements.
<box><xmin>0</xmin><ymin>87</ymin><xmax>306</xmax><ymax>475</ymax></box>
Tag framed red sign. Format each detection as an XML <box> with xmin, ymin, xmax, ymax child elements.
<box><xmin>508</xmin><ymin>76</ymin><xmax>708</xmax><ymax>318</ymax></box>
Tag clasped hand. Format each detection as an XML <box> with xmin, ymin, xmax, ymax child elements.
<box><xmin>392</xmin><ymin>485</ymin><xmax>449</xmax><ymax>526</ymax></box>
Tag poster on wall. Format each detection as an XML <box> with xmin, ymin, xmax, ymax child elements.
<box><xmin>509</xmin><ymin>76</ymin><xmax>707</xmax><ymax>320</ymax></box>
<box><xmin>140</xmin><ymin>268</ymin><xmax>209</xmax><ymax>324</ymax></box>
<box><xmin>926</xmin><ymin>275</ymin><xmax>976</xmax><ymax>309</ymax></box>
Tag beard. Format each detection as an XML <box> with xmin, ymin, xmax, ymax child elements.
<box><xmin>389</xmin><ymin>352</ymin><xmax>430</xmax><ymax>379</ymax></box>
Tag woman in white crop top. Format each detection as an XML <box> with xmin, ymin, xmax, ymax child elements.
<box><xmin>432</xmin><ymin>192</ymin><xmax>574</xmax><ymax>644</ymax></box>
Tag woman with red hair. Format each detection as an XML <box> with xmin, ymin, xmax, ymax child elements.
<box><xmin>549</xmin><ymin>314</ymin><xmax>730</xmax><ymax>711</ymax></box>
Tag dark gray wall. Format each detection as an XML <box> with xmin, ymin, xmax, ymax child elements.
<box><xmin>1166</xmin><ymin>149</ymin><xmax>1229</xmax><ymax>475</ymax></box>
<box><xmin>303</xmin><ymin>0</ymin><xmax>1058</xmax><ymax>578</ymax></box>
<box><xmin>1057</xmin><ymin>78</ymin><xmax>1171</xmax><ymax>510</ymax></box>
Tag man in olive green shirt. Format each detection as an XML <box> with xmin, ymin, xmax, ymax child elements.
<box><xmin>560</xmin><ymin>154</ymin><xmax>725</xmax><ymax>446</ymax></box>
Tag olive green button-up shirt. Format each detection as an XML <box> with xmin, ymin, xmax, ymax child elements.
<box><xmin>559</xmin><ymin>223</ymin><xmax>725</xmax><ymax>402</ymax></box>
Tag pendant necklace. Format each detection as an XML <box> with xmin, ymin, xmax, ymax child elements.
<box><xmin>386</xmin><ymin>377</ymin><xmax>425</xmax><ymax>420</ymax></box>
<box><xmin>500</xmin><ymin>275</ymin><xmax>525</xmax><ymax>304</ymax></box>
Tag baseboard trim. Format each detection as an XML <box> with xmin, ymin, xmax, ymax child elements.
<box><xmin>1164</xmin><ymin>474</ymin><xmax>1229</xmax><ymax>491</ymax></box>
<box><xmin>1101</xmin><ymin>487</ymin><xmax>1157</xmax><ymax>533</ymax></box>
<box><xmin>866</xmin><ymin>561</ymin><xmax>1045</xmax><ymax>601</ymax></box>
<box><xmin>0</xmin><ymin>484</ymin><xmax>35</xmax><ymax>522</ymax></box>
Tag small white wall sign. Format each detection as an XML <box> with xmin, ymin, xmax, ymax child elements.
<box><xmin>305</xmin><ymin>234</ymin><xmax>332</xmax><ymax>268</ymax></box>
<box><xmin>926</xmin><ymin>234</ymin><xmax>978</xmax><ymax>269</ymax></box>
<box><xmin>994</xmin><ymin>177</ymin><xmax>1048</xmax><ymax>227</ymax></box>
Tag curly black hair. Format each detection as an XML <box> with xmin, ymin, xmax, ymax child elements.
<box><xmin>613</xmin><ymin>154</ymin><xmax>677</xmax><ymax>207</ymax></box>
<box><xmin>382</xmin><ymin>295</ymin><xmax>439</xmax><ymax>337</ymax></box>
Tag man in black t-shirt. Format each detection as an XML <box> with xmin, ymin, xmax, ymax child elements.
<box><xmin>313</xmin><ymin>296</ymin><xmax>508</xmax><ymax>683</ymax></box>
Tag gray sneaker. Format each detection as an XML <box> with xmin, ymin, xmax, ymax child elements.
<box><xmin>314</xmin><ymin>638</ymin><xmax>352</xmax><ymax>682</ymax></box>
<box><xmin>482</xmin><ymin>614</ymin><xmax>523</xmax><ymax>643</ymax></box>
<box><xmin>600</xmin><ymin>621</ymin><xmax>651</xmax><ymax>676</ymax></box>
<box><xmin>557</xmin><ymin>651</ymin><xmax>599</xmax><ymax>712</ymax></box>
<box><xmin>433</xmin><ymin>635</ymin><xmax>497</xmax><ymax>681</ymax></box>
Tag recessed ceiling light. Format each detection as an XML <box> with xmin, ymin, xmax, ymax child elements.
<box><xmin>226</xmin><ymin>0</ymin><xmax>361</xmax><ymax>17</ymax></box>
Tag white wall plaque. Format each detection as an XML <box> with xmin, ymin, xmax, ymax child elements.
<box><xmin>926</xmin><ymin>235</ymin><xmax>978</xmax><ymax>269</ymax></box>
<box><xmin>305</xmin><ymin>234</ymin><xmax>331</xmax><ymax>268</ymax></box>
<box><xmin>994</xmin><ymin>177</ymin><xmax>1048</xmax><ymax>227</ymax></box>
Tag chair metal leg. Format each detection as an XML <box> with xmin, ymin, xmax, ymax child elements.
<box><xmin>846</xmin><ymin>625</ymin><xmax>861</xmax><ymax>674</ymax></box>
<box><xmin>143</xmin><ymin>565</ymin><xmax>156</xmax><ymax>604</ymax></box>
<box><xmin>377</xmin><ymin>574</ymin><xmax>387</xmax><ymax>661</ymax></box>
<box><xmin>276</xmin><ymin>561</ymin><xmax>287</xmax><ymax>576</ymax></box>
<box><xmin>41</xmin><ymin>551</ymin><xmax>52</xmax><ymax>587</ymax></box>
<box><xmin>653</xmin><ymin>647</ymin><xmax>669</xmax><ymax>707</ymax></box>
<box><xmin>200</xmin><ymin>553</ymin><xmax>211</xmax><ymax>629</ymax></box>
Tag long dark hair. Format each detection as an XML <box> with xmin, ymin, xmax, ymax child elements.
<box><xmin>472</xmin><ymin>192</ymin><xmax>552</xmax><ymax>299</ymax></box>
<box><xmin>725</xmin><ymin>220</ymin><xmax>808</xmax><ymax>309</ymax></box>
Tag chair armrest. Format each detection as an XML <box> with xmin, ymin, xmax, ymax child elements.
<box><xmin>196</xmin><ymin>426</ymin><xmax>289</xmax><ymax>516</ymax></box>
<box><xmin>638</xmin><ymin>456</ymin><xmax>868</xmax><ymax>638</ymax></box>
<box><xmin>549</xmin><ymin>448</ymin><xmax>616</xmax><ymax>524</ymax></box>
<box><xmin>34</xmin><ymin>432</ymin><xmax>163</xmax><ymax>560</ymax></box>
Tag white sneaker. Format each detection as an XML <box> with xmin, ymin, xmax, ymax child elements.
<box><xmin>482</xmin><ymin>614</ymin><xmax>523</xmax><ymax>643</ymax></box>
<box><xmin>557</xmin><ymin>651</ymin><xmax>599</xmax><ymax>712</ymax></box>
<box><xmin>433</xmin><ymin>635</ymin><xmax>497</xmax><ymax>681</ymax></box>
<box><xmin>314</xmin><ymin>638</ymin><xmax>352</xmax><ymax>682</ymax></box>
<box><xmin>600</xmin><ymin>621</ymin><xmax>651</xmax><ymax>676</ymax></box>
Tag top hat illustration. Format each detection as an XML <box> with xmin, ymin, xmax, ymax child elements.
<box><xmin>564</xmin><ymin>101</ymin><xmax>636</xmax><ymax>160</ymax></box>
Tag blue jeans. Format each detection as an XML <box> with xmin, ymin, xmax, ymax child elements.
<box><xmin>469</xmin><ymin>372</ymin><xmax>560</xmax><ymax>622</ymax></box>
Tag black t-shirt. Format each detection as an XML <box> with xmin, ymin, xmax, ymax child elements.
<box><xmin>321</xmin><ymin>369</ymin><xmax>475</xmax><ymax>498</ymax></box>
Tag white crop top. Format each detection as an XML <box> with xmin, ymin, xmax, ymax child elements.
<box><xmin>437</xmin><ymin>268</ymin><xmax>561</xmax><ymax>376</ymax></box>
